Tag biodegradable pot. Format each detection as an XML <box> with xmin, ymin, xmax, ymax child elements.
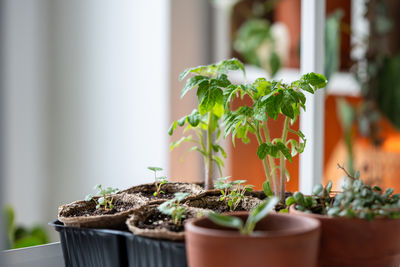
<box><xmin>50</xmin><ymin>220</ymin><xmax>128</xmax><ymax>267</ymax></box>
<box><xmin>291</xmin><ymin>208</ymin><xmax>400</xmax><ymax>267</ymax></box>
<box><xmin>185</xmin><ymin>190</ymin><xmax>263</xmax><ymax>212</ymax></box>
<box><xmin>185</xmin><ymin>212</ymin><xmax>321</xmax><ymax>267</ymax></box>
<box><xmin>126</xmin><ymin>203</ymin><xmax>207</xmax><ymax>241</ymax></box>
<box><xmin>58</xmin><ymin>193</ymin><xmax>146</xmax><ymax>229</ymax></box>
<box><xmin>122</xmin><ymin>182</ymin><xmax>204</xmax><ymax>203</ymax></box>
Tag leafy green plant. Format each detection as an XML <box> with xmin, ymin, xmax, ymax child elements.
<box><xmin>85</xmin><ymin>184</ymin><xmax>119</xmax><ymax>210</ymax></box>
<box><xmin>287</xmin><ymin>164</ymin><xmax>400</xmax><ymax>220</ymax></box>
<box><xmin>148</xmin><ymin>166</ymin><xmax>168</xmax><ymax>197</ymax></box>
<box><xmin>224</xmin><ymin>73</ymin><xmax>327</xmax><ymax>203</ymax></box>
<box><xmin>169</xmin><ymin>58</ymin><xmax>245</xmax><ymax>189</ymax></box>
<box><xmin>158</xmin><ymin>192</ymin><xmax>190</xmax><ymax>225</ymax></box>
<box><xmin>4</xmin><ymin>205</ymin><xmax>49</xmax><ymax>249</ymax></box>
<box><xmin>214</xmin><ymin>176</ymin><xmax>254</xmax><ymax>211</ymax></box>
<box><xmin>207</xmin><ymin>197</ymin><xmax>279</xmax><ymax>235</ymax></box>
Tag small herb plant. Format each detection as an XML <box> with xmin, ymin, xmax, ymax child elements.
<box><xmin>287</xmin><ymin>164</ymin><xmax>400</xmax><ymax>221</ymax></box>
<box><xmin>85</xmin><ymin>184</ymin><xmax>119</xmax><ymax>210</ymax></box>
<box><xmin>207</xmin><ymin>197</ymin><xmax>279</xmax><ymax>235</ymax></box>
<box><xmin>148</xmin><ymin>166</ymin><xmax>168</xmax><ymax>197</ymax></box>
<box><xmin>168</xmin><ymin>58</ymin><xmax>245</xmax><ymax>189</ymax></box>
<box><xmin>224</xmin><ymin>73</ymin><xmax>327</xmax><ymax>203</ymax></box>
<box><xmin>214</xmin><ymin>176</ymin><xmax>254</xmax><ymax>211</ymax></box>
<box><xmin>158</xmin><ymin>192</ymin><xmax>190</xmax><ymax>225</ymax></box>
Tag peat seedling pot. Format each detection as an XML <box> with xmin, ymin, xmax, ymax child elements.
<box><xmin>291</xmin><ymin>208</ymin><xmax>400</xmax><ymax>267</ymax></box>
<box><xmin>50</xmin><ymin>220</ymin><xmax>128</xmax><ymax>267</ymax></box>
<box><xmin>121</xmin><ymin>182</ymin><xmax>204</xmax><ymax>204</ymax></box>
<box><xmin>185</xmin><ymin>212</ymin><xmax>321</xmax><ymax>267</ymax></box>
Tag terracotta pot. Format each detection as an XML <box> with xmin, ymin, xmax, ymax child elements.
<box><xmin>185</xmin><ymin>212</ymin><xmax>320</xmax><ymax>267</ymax></box>
<box><xmin>291</xmin><ymin>208</ymin><xmax>400</xmax><ymax>267</ymax></box>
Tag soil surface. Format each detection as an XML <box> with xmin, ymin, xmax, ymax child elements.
<box><xmin>136</xmin><ymin>210</ymin><xmax>185</xmax><ymax>232</ymax></box>
<box><xmin>185</xmin><ymin>195</ymin><xmax>262</xmax><ymax>213</ymax></box>
<box><xmin>64</xmin><ymin>198</ymin><xmax>136</xmax><ymax>217</ymax></box>
<box><xmin>124</xmin><ymin>182</ymin><xmax>202</xmax><ymax>201</ymax></box>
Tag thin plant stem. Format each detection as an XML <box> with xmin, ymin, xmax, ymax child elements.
<box><xmin>205</xmin><ymin>112</ymin><xmax>214</xmax><ymax>189</ymax></box>
<box><xmin>262</xmin><ymin>123</ymin><xmax>278</xmax><ymax>195</ymax></box>
<box><xmin>255</xmin><ymin>122</ymin><xmax>272</xmax><ymax>183</ymax></box>
<box><xmin>279</xmin><ymin>117</ymin><xmax>290</xmax><ymax>203</ymax></box>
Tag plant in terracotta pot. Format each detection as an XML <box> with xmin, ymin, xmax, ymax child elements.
<box><xmin>168</xmin><ymin>58</ymin><xmax>245</xmax><ymax>189</ymax></box>
<box><xmin>224</xmin><ymin>73</ymin><xmax>327</xmax><ymax>203</ymax></box>
<box><xmin>288</xmin><ymin>165</ymin><xmax>400</xmax><ymax>267</ymax></box>
<box><xmin>185</xmin><ymin>197</ymin><xmax>321</xmax><ymax>267</ymax></box>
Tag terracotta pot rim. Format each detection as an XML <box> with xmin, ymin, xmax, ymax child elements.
<box><xmin>290</xmin><ymin>205</ymin><xmax>400</xmax><ymax>222</ymax></box>
<box><xmin>186</xmin><ymin>212</ymin><xmax>320</xmax><ymax>239</ymax></box>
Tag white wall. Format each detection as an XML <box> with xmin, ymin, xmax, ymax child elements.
<box><xmin>2</xmin><ymin>0</ymin><xmax>170</xmax><ymax>238</ymax></box>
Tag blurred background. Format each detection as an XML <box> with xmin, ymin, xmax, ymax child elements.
<box><xmin>1</xmin><ymin>0</ymin><xmax>400</xmax><ymax>248</ymax></box>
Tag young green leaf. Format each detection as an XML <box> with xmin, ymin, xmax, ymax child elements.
<box><xmin>148</xmin><ymin>166</ymin><xmax>163</xmax><ymax>172</ymax></box>
<box><xmin>262</xmin><ymin>181</ymin><xmax>274</xmax><ymax>197</ymax></box>
<box><xmin>181</xmin><ymin>76</ymin><xmax>209</xmax><ymax>98</ymax></box>
<box><xmin>207</xmin><ymin>212</ymin><xmax>243</xmax><ymax>230</ymax></box>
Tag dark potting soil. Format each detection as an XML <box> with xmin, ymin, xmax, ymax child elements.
<box><xmin>136</xmin><ymin>210</ymin><xmax>185</xmax><ymax>233</ymax></box>
<box><xmin>69</xmin><ymin>199</ymin><xmax>136</xmax><ymax>217</ymax></box>
<box><xmin>185</xmin><ymin>195</ymin><xmax>258</xmax><ymax>213</ymax></box>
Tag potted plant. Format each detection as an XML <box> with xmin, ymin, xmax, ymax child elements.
<box><xmin>185</xmin><ymin>197</ymin><xmax>321</xmax><ymax>267</ymax></box>
<box><xmin>168</xmin><ymin>58</ymin><xmax>245</xmax><ymax>189</ymax></box>
<box><xmin>223</xmin><ymin>72</ymin><xmax>327</xmax><ymax>203</ymax></box>
<box><xmin>288</xmin><ymin>165</ymin><xmax>400</xmax><ymax>267</ymax></box>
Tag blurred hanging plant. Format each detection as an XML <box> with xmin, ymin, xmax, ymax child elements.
<box><xmin>4</xmin><ymin>205</ymin><xmax>49</xmax><ymax>249</ymax></box>
<box><xmin>234</xmin><ymin>18</ymin><xmax>281</xmax><ymax>78</ymax></box>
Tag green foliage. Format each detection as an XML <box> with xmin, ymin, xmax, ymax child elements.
<box><xmin>169</xmin><ymin>59</ymin><xmax>245</xmax><ymax>189</ymax></box>
<box><xmin>214</xmin><ymin>177</ymin><xmax>254</xmax><ymax>211</ymax></box>
<box><xmin>4</xmin><ymin>205</ymin><xmax>49</xmax><ymax>249</ymax></box>
<box><xmin>288</xmin><ymin>165</ymin><xmax>400</xmax><ymax>220</ymax></box>
<box><xmin>147</xmin><ymin>166</ymin><xmax>168</xmax><ymax>197</ymax></box>
<box><xmin>158</xmin><ymin>192</ymin><xmax>190</xmax><ymax>225</ymax></box>
<box><xmin>85</xmin><ymin>184</ymin><xmax>119</xmax><ymax>210</ymax></box>
<box><xmin>224</xmin><ymin>73</ymin><xmax>327</xmax><ymax>202</ymax></box>
<box><xmin>207</xmin><ymin>197</ymin><xmax>279</xmax><ymax>235</ymax></box>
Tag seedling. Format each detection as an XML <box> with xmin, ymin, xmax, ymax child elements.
<box><xmin>85</xmin><ymin>184</ymin><xmax>119</xmax><ymax>210</ymax></box>
<box><xmin>207</xmin><ymin>197</ymin><xmax>279</xmax><ymax>235</ymax></box>
<box><xmin>224</xmin><ymin>73</ymin><xmax>327</xmax><ymax>203</ymax></box>
<box><xmin>169</xmin><ymin>58</ymin><xmax>246</xmax><ymax>189</ymax></box>
<box><xmin>158</xmin><ymin>192</ymin><xmax>190</xmax><ymax>226</ymax></box>
<box><xmin>214</xmin><ymin>176</ymin><xmax>254</xmax><ymax>211</ymax></box>
<box><xmin>287</xmin><ymin>164</ymin><xmax>400</xmax><ymax>220</ymax></box>
<box><xmin>148</xmin><ymin>166</ymin><xmax>168</xmax><ymax>197</ymax></box>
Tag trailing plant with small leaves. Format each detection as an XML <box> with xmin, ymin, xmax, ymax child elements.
<box><xmin>158</xmin><ymin>192</ymin><xmax>190</xmax><ymax>225</ymax></box>
<box><xmin>148</xmin><ymin>166</ymin><xmax>168</xmax><ymax>197</ymax></box>
<box><xmin>85</xmin><ymin>184</ymin><xmax>119</xmax><ymax>210</ymax></box>
<box><xmin>214</xmin><ymin>176</ymin><xmax>254</xmax><ymax>211</ymax></box>
<box><xmin>224</xmin><ymin>73</ymin><xmax>327</xmax><ymax>203</ymax></box>
<box><xmin>207</xmin><ymin>197</ymin><xmax>279</xmax><ymax>235</ymax></box>
<box><xmin>169</xmin><ymin>58</ymin><xmax>245</xmax><ymax>190</ymax></box>
<box><xmin>287</xmin><ymin>164</ymin><xmax>400</xmax><ymax>221</ymax></box>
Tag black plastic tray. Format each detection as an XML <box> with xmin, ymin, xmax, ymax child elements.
<box><xmin>50</xmin><ymin>220</ymin><xmax>187</xmax><ymax>267</ymax></box>
<box><xmin>123</xmin><ymin>232</ymin><xmax>187</xmax><ymax>267</ymax></box>
<box><xmin>50</xmin><ymin>220</ymin><xmax>128</xmax><ymax>267</ymax></box>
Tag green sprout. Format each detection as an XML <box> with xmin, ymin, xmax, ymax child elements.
<box><xmin>85</xmin><ymin>184</ymin><xmax>119</xmax><ymax>210</ymax></box>
<box><xmin>207</xmin><ymin>197</ymin><xmax>279</xmax><ymax>235</ymax></box>
<box><xmin>214</xmin><ymin>176</ymin><xmax>254</xmax><ymax>211</ymax></box>
<box><xmin>224</xmin><ymin>73</ymin><xmax>327</xmax><ymax>203</ymax></box>
<box><xmin>148</xmin><ymin>166</ymin><xmax>168</xmax><ymax>197</ymax></box>
<box><xmin>158</xmin><ymin>192</ymin><xmax>190</xmax><ymax>225</ymax></box>
<box><xmin>168</xmin><ymin>58</ymin><xmax>246</xmax><ymax>190</ymax></box>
